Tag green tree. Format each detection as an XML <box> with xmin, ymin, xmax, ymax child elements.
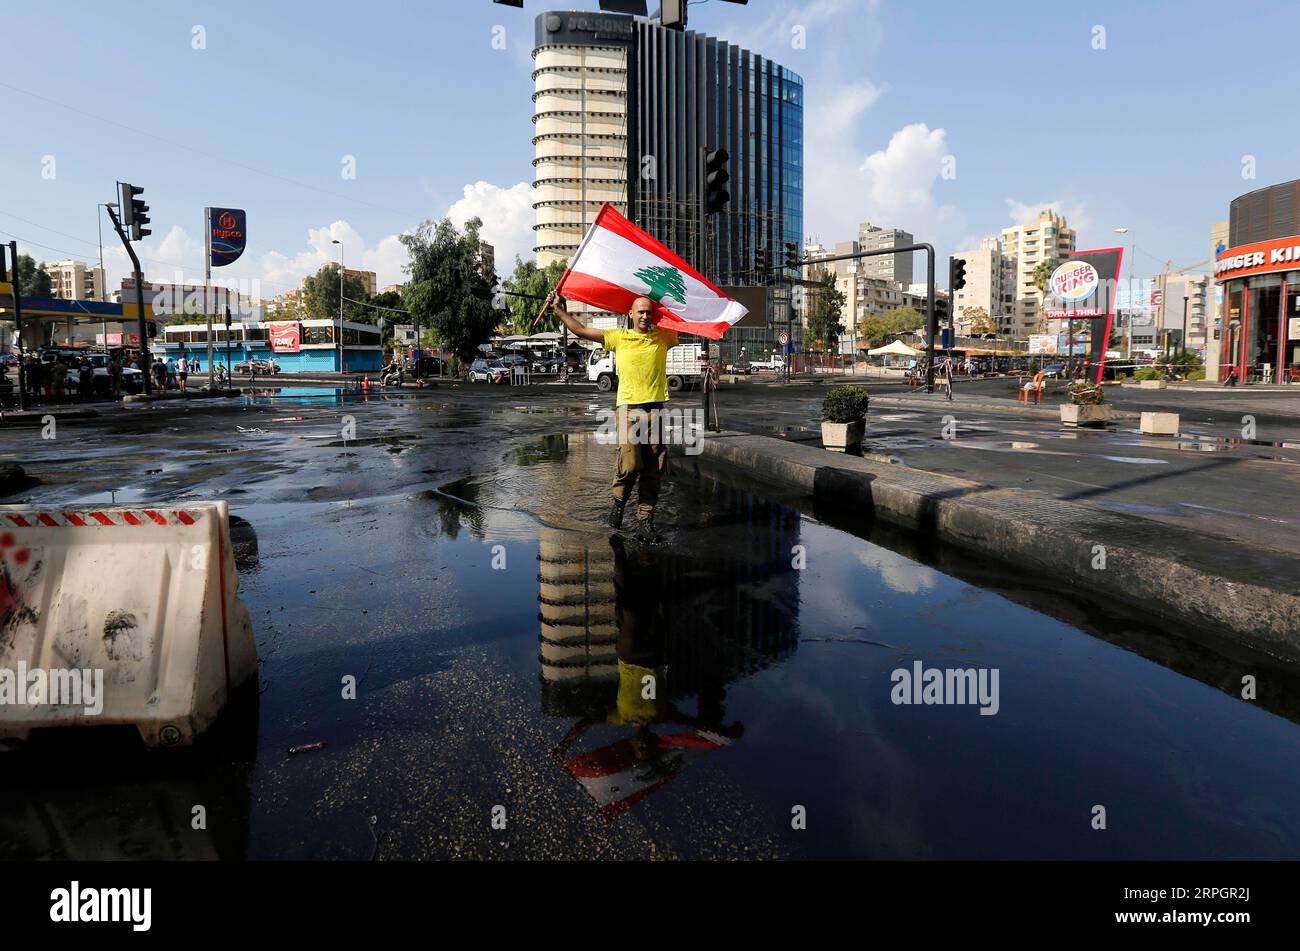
<box><xmin>1032</xmin><ymin>259</ymin><xmax>1059</xmax><ymax>332</ymax></box>
<box><xmin>805</xmin><ymin>274</ymin><xmax>846</xmax><ymax>350</ymax></box>
<box><xmin>503</xmin><ymin>257</ymin><xmax>568</xmax><ymax>334</ymax></box>
<box><xmin>963</xmin><ymin>306</ymin><xmax>997</xmax><ymax>336</ymax></box>
<box><xmin>350</xmin><ymin>289</ymin><xmax>405</xmax><ymax>345</ymax></box>
<box><xmin>303</xmin><ymin>264</ymin><xmax>369</xmax><ymax>324</ymax></box>
<box><xmin>15</xmin><ymin>254</ymin><xmax>52</xmax><ymax>296</ymax></box>
<box><xmin>400</xmin><ymin>216</ymin><xmax>499</xmax><ymax>362</ymax></box>
<box><xmin>857</xmin><ymin>306</ymin><xmax>921</xmax><ymax>348</ymax></box>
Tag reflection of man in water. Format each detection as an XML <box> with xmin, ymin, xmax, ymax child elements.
<box><xmin>550</xmin><ymin>535</ymin><xmax>743</xmax><ymax>820</ymax></box>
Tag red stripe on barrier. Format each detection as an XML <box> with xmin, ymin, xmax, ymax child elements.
<box><xmin>7</xmin><ymin>515</ymin><xmax>30</xmax><ymax>527</ymax></box>
<box><xmin>90</xmin><ymin>512</ymin><xmax>114</xmax><ymax>526</ymax></box>
<box><xmin>144</xmin><ymin>511</ymin><xmax>167</xmax><ymax>525</ymax></box>
<box><xmin>65</xmin><ymin>513</ymin><xmax>87</xmax><ymax>527</ymax></box>
<box><xmin>123</xmin><ymin>512</ymin><xmax>142</xmax><ymax>525</ymax></box>
<box><xmin>37</xmin><ymin>514</ymin><xmax>58</xmax><ymax>527</ymax></box>
<box><xmin>175</xmin><ymin>511</ymin><xmax>196</xmax><ymax>525</ymax></box>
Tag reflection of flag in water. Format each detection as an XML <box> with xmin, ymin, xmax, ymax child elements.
<box><xmin>556</xmin><ymin>203</ymin><xmax>747</xmax><ymax>339</ymax></box>
<box><xmin>563</xmin><ymin>728</ymin><xmax>741</xmax><ymax>822</ymax></box>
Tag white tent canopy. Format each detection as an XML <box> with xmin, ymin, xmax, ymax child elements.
<box><xmin>867</xmin><ymin>339</ymin><xmax>921</xmax><ymax>357</ymax></box>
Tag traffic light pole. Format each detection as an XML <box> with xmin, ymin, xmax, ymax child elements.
<box><xmin>105</xmin><ymin>204</ymin><xmax>152</xmax><ymax>395</ymax></box>
<box><xmin>7</xmin><ymin>242</ymin><xmax>28</xmax><ymax>410</ymax></box>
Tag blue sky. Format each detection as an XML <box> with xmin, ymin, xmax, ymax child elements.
<box><xmin>3</xmin><ymin>0</ymin><xmax>1294</xmax><ymax>298</ymax></box>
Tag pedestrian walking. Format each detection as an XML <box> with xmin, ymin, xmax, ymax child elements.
<box><xmin>177</xmin><ymin>357</ymin><xmax>188</xmax><ymax>393</ymax></box>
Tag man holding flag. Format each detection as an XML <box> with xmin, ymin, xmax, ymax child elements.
<box><xmin>538</xmin><ymin>203</ymin><xmax>750</xmax><ymax>542</ymax></box>
<box><xmin>546</xmin><ymin>290</ymin><xmax>675</xmax><ymax>540</ymax></box>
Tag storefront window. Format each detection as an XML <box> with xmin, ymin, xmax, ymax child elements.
<box><xmin>1245</xmin><ymin>274</ymin><xmax>1283</xmax><ymax>380</ymax></box>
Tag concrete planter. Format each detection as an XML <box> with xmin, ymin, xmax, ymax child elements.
<box><xmin>821</xmin><ymin>419</ymin><xmax>865</xmax><ymax>451</ymax></box>
<box><xmin>1138</xmin><ymin>379</ymin><xmax>1168</xmax><ymax>390</ymax></box>
<box><xmin>1060</xmin><ymin>403</ymin><xmax>1114</xmax><ymax>428</ymax></box>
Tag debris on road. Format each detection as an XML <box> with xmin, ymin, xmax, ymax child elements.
<box><xmin>287</xmin><ymin>741</ymin><xmax>327</xmax><ymax>756</ymax></box>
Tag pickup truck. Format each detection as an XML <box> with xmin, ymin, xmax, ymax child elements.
<box><xmin>587</xmin><ymin>341</ymin><xmax>720</xmax><ymax>393</ymax></box>
<box><xmin>749</xmin><ymin>356</ymin><xmax>786</xmax><ymax>371</ymax></box>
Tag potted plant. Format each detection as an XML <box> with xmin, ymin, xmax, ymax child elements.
<box><xmin>821</xmin><ymin>384</ymin><xmax>869</xmax><ymax>451</ymax></box>
<box><xmin>1060</xmin><ymin>380</ymin><xmax>1114</xmax><ymax>427</ymax></box>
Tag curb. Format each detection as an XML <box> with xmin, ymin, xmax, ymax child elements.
<box><xmin>696</xmin><ymin>430</ymin><xmax>1300</xmax><ymax>657</ymax></box>
<box><xmin>0</xmin><ymin>408</ymin><xmax>100</xmax><ymax>426</ymax></box>
<box><xmin>868</xmin><ymin>394</ymin><xmax>1143</xmax><ymax>421</ymax></box>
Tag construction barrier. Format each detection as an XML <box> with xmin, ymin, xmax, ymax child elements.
<box><xmin>0</xmin><ymin>501</ymin><xmax>257</xmax><ymax>747</ymax></box>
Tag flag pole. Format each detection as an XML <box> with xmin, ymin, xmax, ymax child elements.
<box><xmin>204</xmin><ymin>208</ymin><xmax>214</xmax><ymax>388</ymax></box>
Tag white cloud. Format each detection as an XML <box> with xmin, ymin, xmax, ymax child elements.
<box><xmin>102</xmin><ymin>220</ymin><xmax>411</xmax><ymax>302</ymax></box>
<box><xmin>807</xmin><ymin>119</ymin><xmax>964</xmax><ymax>252</ymax></box>
<box><xmin>1004</xmin><ymin>198</ymin><xmax>1092</xmax><ymax>238</ymax></box>
<box><xmin>444</xmin><ymin>180</ymin><xmax>534</xmax><ymax>275</ymax></box>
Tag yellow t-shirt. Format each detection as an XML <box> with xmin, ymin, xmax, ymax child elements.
<box><xmin>603</xmin><ymin>326</ymin><xmax>679</xmax><ymax>405</ymax></box>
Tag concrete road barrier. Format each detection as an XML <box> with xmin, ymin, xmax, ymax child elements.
<box><xmin>0</xmin><ymin>501</ymin><xmax>257</xmax><ymax>747</ymax></box>
<box><xmin>1140</xmin><ymin>411</ymin><xmax>1179</xmax><ymax>435</ymax></box>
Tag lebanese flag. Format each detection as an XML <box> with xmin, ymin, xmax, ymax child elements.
<box><xmin>556</xmin><ymin>203</ymin><xmax>747</xmax><ymax>339</ymax></box>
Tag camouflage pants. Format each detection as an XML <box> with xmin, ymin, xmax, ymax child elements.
<box><xmin>611</xmin><ymin>404</ymin><xmax>669</xmax><ymax>519</ymax></box>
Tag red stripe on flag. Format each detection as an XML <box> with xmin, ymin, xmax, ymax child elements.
<box><xmin>144</xmin><ymin>510</ymin><xmax>167</xmax><ymax>525</ymax></box>
<box><xmin>175</xmin><ymin>511</ymin><xmax>196</xmax><ymax>525</ymax></box>
<box><xmin>90</xmin><ymin>512</ymin><xmax>114</xmax><ymax>525</ymax></box>
<box><xmin>65</xmin><ymin>513</ymin><xmax>87</xmax><ymax>527</ymax></box>
<box><xmin>123</xmin><ymin>512</ymin><xmax>142</xmax><ymax>525</ymax></box>
<box><xmin>583</xmin><ymin>203</ymin><xmax>733</xmax><ymax>299</ymax></box>
<box><xmin>37</xmin><ymin>514</ymin><xmax>57</xmax><ymax>527</ymax></box>
<box><xmin>558</xmin><ymin>272</ymin><xmax>734</xmax><ymax>340</ymax></box>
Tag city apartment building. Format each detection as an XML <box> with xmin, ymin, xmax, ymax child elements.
<box><xmin>1001</xmin><ymin>210</ymin><xmax>1076</xmax><ymax>336</ymax></box>
<box><xmin>948</xmin><ymin>237</ymin><xmax>1008</xmax><ymax>334</ymax></box>
<box><xmin>858</xmin><ymin>222</ymin><xmax>914</xmax><ymax>284</ymax></box>
<box><xmin>42</xmin><ymin>260</ymin><xmax>105</xmax><ymax>301</ymax></box>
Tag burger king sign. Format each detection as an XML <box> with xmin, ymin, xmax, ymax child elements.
<box><xmin>1049</xmin><ymin>260</ymin><xmax>1099</xmax><ymax>302</ymax></box>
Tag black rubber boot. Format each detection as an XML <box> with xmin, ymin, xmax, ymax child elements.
<box><xmin>608</xmin><ymin>497</ymin><xmax>627</xmax><ymax>528</ymax></box>
<box><xmin>635</xmin><ymin>511</ymin><xmax>662</xmax><ymax>544</ymax></box>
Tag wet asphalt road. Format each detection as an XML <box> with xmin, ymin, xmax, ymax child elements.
<box><xmin>3</xmin><ymin>383</ymin><xmax>1300</xmax><ymax>860</ymax></box>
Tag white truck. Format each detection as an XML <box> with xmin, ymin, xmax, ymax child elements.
<box><xmin>749</xmin><ymin>356</ymin><xmax>785</xmax><ymax>372</ymax></box>
<box><xmin>587</xmin><ymin>341</ymin><xmax>720</xmax><ymax>393</ymax></box>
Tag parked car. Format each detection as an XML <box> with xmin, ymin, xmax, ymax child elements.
<box><xmin>234</xmin><ymin>359</ymin><xmax>279</xmax><ymax>375</ymax></box>
<box><xmin>51</xmin><ymin>351</ymin><xmax>143</xmax><ymax>396</ymax></box>
<box><xmin>468</xmin><ymin>358</ymin><xmax>509</xmax><ymax>384</ymax></box>
<box><xmin>1041</xmin><ymin>363</ymin><xmax>1066</xmax><ymax>379</ymax></box>
<box><xmin>725</xmin><ymin>361</ymin><xmax>753</xmax><ymax>374</ymax></box>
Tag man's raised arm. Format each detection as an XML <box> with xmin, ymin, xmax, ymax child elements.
<box><xmin>547</xmin><ymin>290</ymin><xmax>606</xmax><ymax>343</ymax></box>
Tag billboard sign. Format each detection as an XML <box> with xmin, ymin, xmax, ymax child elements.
<box><xmin>1028</xmin><ymin>334</ymin><xmax>1055</xmax><ymax>355</ymax></box>
<box><xmin>208</xmin><ymin>207</ymin><xmax>247</xmax><ymax>268</ymax></box>
<box><xmin>1042</xmin><ymin>247</ymin><xmax>1123</xmax><ymax>383</ymax></box>
<box><xmin>268</xmin><ymin>322</ymin><xmax>301</xmax><ymax>353</ymax></box>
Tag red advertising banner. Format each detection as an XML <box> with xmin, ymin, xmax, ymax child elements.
<box><xmin>269</xmin><ymin>322</ymin><xmax>301</xmax><ymax>354</ymax></box>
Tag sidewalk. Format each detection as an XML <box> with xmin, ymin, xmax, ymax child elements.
<box><xmin>694</xmin><ymin>429</ymin><xmax>1300</xmax><ymax>656</ymax></box>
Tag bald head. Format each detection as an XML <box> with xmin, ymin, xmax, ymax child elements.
<box><xmin>629</xmin><ymin>296</ymin><xmax>655</xmax><ymax>332</ymax></box>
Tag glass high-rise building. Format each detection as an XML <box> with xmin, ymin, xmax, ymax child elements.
<box><xmin>532</xmin><ymin>10</ymin><xmax>803</xmax><ymax>343</ymax></box>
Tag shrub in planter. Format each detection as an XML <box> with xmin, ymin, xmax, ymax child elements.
<box><xmin>1133</xmin><ymin>367</ymin><xmax>1164</xmax><ymax>382</ymax></box>
<box><xmin>1187</xmin><ymin>368</ymin><xmax>1206</xmax><ymax>381</ymax></box>
<box><xmin>822</xmin><ymin>385</ymin><xmax>870</xmax><ymax>422</ymax></box>
<box><xmin>1067</xmin><ymin>381</ymin><xmax>1105</xmax><ymax>405</ymax></box>
<box><xmin>821</xmin><ymin>385</ymin><xmax>869</xmax><ymax>451</ymax></box>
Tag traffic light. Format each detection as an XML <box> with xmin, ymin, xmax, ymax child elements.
<box><xmin>119</xmin><ymin>182</ymin><xmax>151</xmax><ymax>241</ymax></box>
<box><xmin>783</xmin><ymin>241</ymin><xmax>799</xmax><ymax>270</ymax></box>
<box><xmin>950</xmin><ymin>256</ymin><xmax>967</xmax><ymax>292</ymax></box>
<box><xmin>755</xmin><ymin>248</ymin><xmax>768</xmax><ymax>274</ymax></box>
<box><xmin>703</xmin><ymin>148</ymin><xmax>730</xmax><ymax>215</ymax></box>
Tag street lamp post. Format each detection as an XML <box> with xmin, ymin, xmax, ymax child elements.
<box><xmin>331</xmin><ymin>239</ymin><xmax>343</xmax><ymax>374</ymax></box>
<box><xmin>1114</xmin><ymin>228</ymin><xmax>1135</xmax><ymax>364</ymax></box>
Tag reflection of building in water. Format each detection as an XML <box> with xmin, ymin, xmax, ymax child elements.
<box><xmin>536</xmin><ymin>471</ymin><xmax>804</xmax><ymax>717</ymax></box>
